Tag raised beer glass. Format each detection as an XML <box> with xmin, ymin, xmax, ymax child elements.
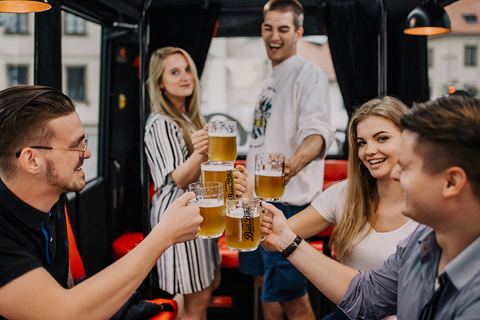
<box><xmin>188</xmin><ymin>181</ymin><xmax>225</xmax><ymax>239</ymax></box>
<box><xmin>254</xmin><ymin>153</ymin><xmax>285</xmax><ymax>201</ymax></box>
<box><xmin>201</xmin><ymin>161</ymin><xmax>236</xmax><ymax>202</ymax></box>
<box><xmin>208</xmin><ymin>120</ymin><xmax>237</xmax><ymax>162</ymax></box>
<box><xmin>225</xmin><ymin>198</ymin><xmax>262</xmax><ymax>252</ymax></box>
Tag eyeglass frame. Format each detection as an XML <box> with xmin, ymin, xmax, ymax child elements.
<box><xmin>15</xmin><ymin>133</ymin><xmax>89</xmax><ymax>159</ymax></box>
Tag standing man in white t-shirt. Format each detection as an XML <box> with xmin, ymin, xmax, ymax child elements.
<box><xmin>238</xmin><ymin>0</ymin><xmax>335</xmax><ymax>319</ymax></box>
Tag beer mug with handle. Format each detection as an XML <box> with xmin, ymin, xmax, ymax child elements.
<box><xmin>208</xmin><ymin>120</ymin><xmax>237</xmax><ymax>162</ymax></box>
<box><xmin>201</xmin><ymin>161</ymin><xmax>236</xmax><ymax>202</ymax></box>
<box><xmin>254</xmin><ymin>153</ymin><xmax>285</xmax><ymax>201</ymax></box>
<box><xmin>188</xmin><ymin>181</ymin><xmax>225</xmax><ymax>239</ymax></box>
<box><xmin>225</xmin><ymin>198</ymin><xmax>263</xmax><ymax>252</ymax></box>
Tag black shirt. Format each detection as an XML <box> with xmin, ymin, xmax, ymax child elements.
<box><xmin>0</xmin><ymin>178</ymin><xmax>69</xmax><ymax>290</ymax></box>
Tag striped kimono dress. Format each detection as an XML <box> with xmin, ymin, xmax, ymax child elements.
<box><xmin>144</xmin><ymin>112</ymin><xmax>221</xmax><ymax>295</ymax></box>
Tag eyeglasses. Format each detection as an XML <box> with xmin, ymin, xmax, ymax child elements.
<box><xmin>15</xmin><ymin>133</ymin><xmax>89</xmax><ymax>159</ymax></box>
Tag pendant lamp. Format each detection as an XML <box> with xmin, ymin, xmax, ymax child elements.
<box><xmin>0</xmin><ymin>0</ymin><xmax>51</xmax><ymax>13</ymax></box>
<box><xmin>404</xmin><ymin>0</ymin><xmax>451</xmax><ymax>36</ymax></box>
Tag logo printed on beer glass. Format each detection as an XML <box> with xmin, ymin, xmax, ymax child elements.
<box><xmin>242</xmin><ymin>206</ymin><xmax>255</xmax><ymax>241</ymax></box>
<box><xmin>225</xmin><ymin>170</ymin><xmax>236</xmax><ymax>200</ymax></box>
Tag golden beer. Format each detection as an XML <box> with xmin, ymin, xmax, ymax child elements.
<box><xmin>201</xmin><ymin>162</ymin><xmax>236</xmax><ymax>202</ymax></box>
<box><xmin>225</xmin><ymin>202</ymin><xmax>261</xmax><ymax>252</ymax></box>
<box><xmin>255</xmin><ymin>171</ymin><xmax>285</xmax><ymax>201</ymax></box>
<box><xmin>197</xmin><ymin>199</ymin><xmax>225</xmax><ymax>238</ymax></box>
<box><xmin>208</xmin><ymin>133</ymin><xmax>237</xmax><ymax>162</ymax></box>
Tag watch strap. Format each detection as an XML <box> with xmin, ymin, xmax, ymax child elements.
<box><xmin>281</xmin><ymin>235</ymin><xmax>302</xmax><ymax>258</ymax></box>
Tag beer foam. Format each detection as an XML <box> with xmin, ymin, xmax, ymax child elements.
<box><xmin>208</xmin><ymin>131</ymin><xmax>236</xmax><ymax>137</ymax></box>
<box><xmin>197</xmin><ymin>199</ymin><xmax>224</xmax><ymax>207</ymax></box>
<box><xmin>202</xmin><ymin>164</ymin><xmax>234</xmax><ymax>171</ymax></box>
<box><xmin>255</xmin><ymin>171</ymin><xmax>284</xmax><ymax>177</ymax></box>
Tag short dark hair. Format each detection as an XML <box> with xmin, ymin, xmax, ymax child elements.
<box><xmin>401</xmin><ymin>95</ymin><xmax>480</xmax><ymax>199</ymax></box>
<box><xmin>263</xmin><ymin>0</ymin><xmax>304</xmax><ymax>30</ymax></box>
<box><xmin>0</xmin><ymin>85</ymin><xmax>75</xmax><ymax>177</ymax></box>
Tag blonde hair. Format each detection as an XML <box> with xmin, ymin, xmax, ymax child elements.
<box><xmin>331</xmin><ymin>96</ymin><xmax>408</xmax><ymax>261</ymax></box>
<box><xmin>147</xmin><ymin>47</ymin><xmax>205</xmax><ymax>155</ymax></box>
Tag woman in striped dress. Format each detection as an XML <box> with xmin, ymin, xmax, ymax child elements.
<box><xmin>144</xmin><ymin>47</ymin><xmax>220</xmax><ymax>320</ymax></box>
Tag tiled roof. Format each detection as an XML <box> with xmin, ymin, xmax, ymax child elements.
<box><xmin>446</xmin><ymin>0</ymin><xmax>480</xmax><ymax>34</ymax></box>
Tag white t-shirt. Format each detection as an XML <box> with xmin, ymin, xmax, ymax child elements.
<box><xmin>311</xmin><ymin>180</ymin><xmax>419</xmax><ymax>271</ymax></box>
<box><xmin>246</xmin><ymin>55</ymin><xmax>336</xmax><ymax>206</ymax></box>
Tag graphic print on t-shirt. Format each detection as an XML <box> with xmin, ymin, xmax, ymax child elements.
<box><xmin>250</xmin><ymin>87</ymin><xmax>274</xmax><ymax>149</ymax></box>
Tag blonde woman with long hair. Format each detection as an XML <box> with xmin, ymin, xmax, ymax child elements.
<box><xmin>145</xmin><ymin>47</ymin><xmax>242</xmax><ymax>320</ymax></box>
<box><xmin>287</xmin><ymin>96</ymin><xmax>419</xmax><ymax>319</ymax></box>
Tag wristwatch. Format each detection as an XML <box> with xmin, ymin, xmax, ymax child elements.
<box><xmin>281</xmin><ymin>235</ymin><xmax>302</xmax><ymax>258</ymax></box>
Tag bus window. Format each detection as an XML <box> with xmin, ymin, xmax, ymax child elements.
<box><xmin>200</xmin><ymin>36</ymin><xmax>348</xmax><ymax>158</ymax></box>
<box><xmin>62</xmin><ymin>12</ymin><xmax>101</xmax><ymax>181</ymax></box>
<box><xmin>0</xmin><ymin>13</ymin><xmax>34</xmax><ymax>90</ymax></box>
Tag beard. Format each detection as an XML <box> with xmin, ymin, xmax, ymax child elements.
<box><xmin>46</xmin><ymin>158</ymin><xmax>86</xmax><ymax>193</ymax></box>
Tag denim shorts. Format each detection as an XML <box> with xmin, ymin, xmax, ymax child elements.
<box><xmin>238</xmin><ymin>203</ymin><xmax>309</xmax><ymax>302</ymax></box>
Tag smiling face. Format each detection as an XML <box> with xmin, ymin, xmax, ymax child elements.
<box><xmin>356</xmin><ymin>115</ymin><xmax>402</xmax><ymax>182</ymax></box>
<box><xmin>159</xmin><ymin>53</ymin><xmax>194</xmax><ymax>110</ymax></box>
<box><xmin>43</xmin><ymin>113</ymin><xmax>91</xmax><ymax>193</ymax></box>
<box><xmin>262</xmin><ymin>10</ymin><xmax>303</xmax><ymax>67</ymax></box>
<box><xmin>391</xmin><ymin>130</ymin><xmax>444</xmax><ymax>224</ymax></box>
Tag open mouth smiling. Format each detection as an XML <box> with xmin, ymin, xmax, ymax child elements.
<box><xmin>368</xmin><ymin>158</ymin><xmax>386</xmax><ymax>165</ymax></box>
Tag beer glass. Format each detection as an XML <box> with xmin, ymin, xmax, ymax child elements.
<box><xmin>255</xmin><ymin>153</ymin><xmax>285</xmax><ymax>201</ymax></box>
<box><xmin>208</xmin><ymin>120</ymin><xmax>237</xmax><ymax>162</ymax></box>
<box><xmin>201</xmin><ymin>161</ymin><xmax>236</xmax><ymax>202</ymax></box>
<box><xmin>225</xmin><ymin>198</ymin><xmax>263</xmax><ymax>252</ymax></box>
<box><xmin>188</xmin><ymin>181</ymin><xmax>225</xmax><ymax>239</ymax></box>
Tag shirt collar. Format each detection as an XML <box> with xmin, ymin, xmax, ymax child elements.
<box><xmin>418</xmin><ymin>227</ymin><xmax>480</xmax><ymax>290</ymax></box>
<box><xmin>443</xmin><ymin>235</ymin><xmax>480</xmax><ymax>290</ymax></box>
<box><xmin>0</xmin><ymin>178</ymin><xmax>50</xmax><ymax>230</ymax></box>
<box><xmin>272</xmin><ymin>54</ymin><xmax>300</xmax><ymax>73</ymax></box>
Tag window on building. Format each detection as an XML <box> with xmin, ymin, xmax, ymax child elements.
<box><xmin>64</xmin><ymin>12</ymin><xmax>86</xmax><ymax>35</ymax></box>
<box><xmin>465</xmin><ymin>45</ymin><xmax>477</xmax><ymax>66</ymax></box>
<box><xmin>463</xmin><ymin>14</ymin><xmax>478</xmax><ymax>24</ymax></box>
<box><xmin>7</xmin><ymin>65</ymin><xmax>28</xmax><ymax>86</ymax></box>
<box><xmin>66</xmin><ymin>67</ymin><xmax>86</xmax><ymax>101</ymax></box>
<box><xmin>0</xmin><ymin>13</ymin><xmax>28</xmax><ymax>34</ymax></box>
<box><xmin>428</xmin><ymin>49</ymin><xmax>433</xmax><ymax>68</ymax></box>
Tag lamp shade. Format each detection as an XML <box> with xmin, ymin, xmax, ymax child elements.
<box><xmin>404</xmin><ymin>1</ymin><xmax>451</xmax><ymax>35</ymax></box>
<box><xmin>0</xmin><ymin>0</ymin><xmax>51</xmax><ymax>13</ymax></box>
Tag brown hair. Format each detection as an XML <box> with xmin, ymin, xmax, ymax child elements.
<box><xmin>0</xmin><ymin>85</ymin><xmax>75</xmax><ymax>178</ymax></box>
<box><xmin>331</xmin><ymin>96</ymin><xmax>408</xmax><ymax>261</ymax></box>
<box><xmin>263</xmin><ymin>0</ymin><xmax>304</xmax><ymax>30</ymax></box>
<box><xmin>401</xmin><ymin>95</ymin><xmax>480</xmax><ymax>199</ymax></box>
<box><xmin>147</xmin><ymin>47</ymin><xmax>205</xmax><ymax>155</ymax></box>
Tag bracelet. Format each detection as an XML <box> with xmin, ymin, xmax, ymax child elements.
<box><xmin>281</xmin><ymin>235</ymin><xmax>302</xmax><ymax>258</ymax></box>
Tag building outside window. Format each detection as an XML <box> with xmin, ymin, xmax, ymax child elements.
<box><xmin>465</xmin><ymin>45</ymin><xmax>477</xmax><ymax>66</ymax></box>
<box><xmin>0</xmin><ymin>13</ymin><xmax>28</xmax><ymax>34</ymax></box>
<box><xmin>7</xmin><ymin>65</ymin><xmax>28</xmax><ymax>86</ymax></box>
<box><xmin>66</xmin><ymin>66</ymin><xmax>86</xmax><ymax>101</ymax></box>
<box><xmin>64</xmin><ymin>12</ymin><xmax>86</xmax><ymax>35</ymax></box>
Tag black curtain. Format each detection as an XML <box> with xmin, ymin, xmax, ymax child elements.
<box><xmin>324</xmin><ymin>1</ymin><xmax>430</xmax><ymax>116</ymax></box>
<box><xmin>146</xmin><ymin>3</ymin><xmax>221</xmax><ymax>77</ymax></box>
<box><xmin>386</xmin><ymin>12</ymin><xmax>430</xmax><ymax>107</ymax></box>
<box><xmin>323</xmin><ymin>1</ymin><xmax>379</xmax><ymax>119</ymax></box>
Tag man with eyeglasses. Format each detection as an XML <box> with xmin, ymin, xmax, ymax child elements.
<box><xmin>0</xmin><ymin>85</ymin><xmax>203</xmax><ymax>320</ymax></box>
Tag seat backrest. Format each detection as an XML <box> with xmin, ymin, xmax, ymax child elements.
<box><xmin>323</xmin><ymin>159</ymin><xmax>348</xmax><ymax>190</ymax></box>
<box><xmin>65</xmin><ymin>206</ymin><xmax>86</xmax><ymax>279</ymax></box>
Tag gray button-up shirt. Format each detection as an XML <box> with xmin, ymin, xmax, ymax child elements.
<box><xmin>339</xmin><ymin>224</ymin><xmax>480</xmax><ymax>319</ymax></box>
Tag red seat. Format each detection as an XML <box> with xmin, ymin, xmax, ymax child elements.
<box><xmin>112</xmin><ymin>232</ymin><xmax>144</xmax><ymax>260</ymax></box>
<box><xmin>218</xmin><ymin>234</ymin><xmax>239</xmax><ymax>268</ymax></box>
<box><xmin>323</xmin><ymin>159</ymin><xmax>348</xmax><ymax>191</ymax></box>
